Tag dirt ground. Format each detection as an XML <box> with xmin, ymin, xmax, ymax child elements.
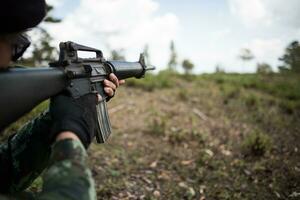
<box><xmin>88</xmin><ymin>76</ymin><xmax>300</xmax><ymax>200</ymax></box>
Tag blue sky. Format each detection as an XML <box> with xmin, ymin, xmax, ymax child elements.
<box><xmin>46</xmin><ymin>0</ymin><xmax>300</xmax><ymax>73</ymax></box>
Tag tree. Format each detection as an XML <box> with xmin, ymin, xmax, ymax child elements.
<box><xmin>143</xmin><ymin>44</ymin><xmax>150</xmax><ymax>65</ymax></box>
<box><xmin>215</xmin><ymin>63</ymin><xmax>225</xmax><ymax>73</ymax></box>
<box><xmin>279</xmin><ymin>41</ymin><xmax>300</xmax><ymax>73</ymax></box>
<box><xmin>110</xmin><ymin>49</ymin><xmax>125</xmax><ymax>60</ymax></box>
<box><xmin>256</xmin><ymin>63</ymin><xmax>272</xmax><ymax>74</ymax></box>
<box><xmin>168</xmin><ymin>40</ymin><xmax>178</xmax><ymax>71</ymax></box>
<box><xmin>182</xmin><ymin>59</ymin><xmax>194</xmax><ymax>75</ymax></box>
<box><xmin>239</xmin><ymin>48</ymin><xmax>254</xmax><ymax>70</ymax></box>
<box><xmin>239</xmin><ymin>48</ymin><xmax>254</xmax><ymax>62</ymax></box>
<box><xmin>44</xmin><ymin>4</ymin><xmax>62</xmax><ymax>23</ymax></box>
<box><xmin>19</xmin><ymin>4</ymin><xmax>61</xmax><ymax>66</ymax></box>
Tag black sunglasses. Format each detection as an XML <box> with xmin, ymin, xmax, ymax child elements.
<box><xmin>11</xmin><ymin>34</ymin><xmax>31</xmax><ymax>61</ymax></box>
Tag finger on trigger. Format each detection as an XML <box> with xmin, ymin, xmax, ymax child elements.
<box><xmin>109</xmin><ymin>73</ymin><xmax>119</xmax><ymax>87</ymax></box>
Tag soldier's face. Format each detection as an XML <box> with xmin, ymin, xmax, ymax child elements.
<box><xmin>0</xmin><ymin>41</ymin><xmax>11</xmax><ymax>69</ymax></box>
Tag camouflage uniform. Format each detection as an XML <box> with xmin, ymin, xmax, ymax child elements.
<box><xmin>0</xmin><ymin>112</ymin><xmax>96</xmax><ymax>200</ymax></box>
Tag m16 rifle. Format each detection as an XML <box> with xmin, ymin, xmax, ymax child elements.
<box><xmin>0</xmin><ymin>41</ymin><xmax>155</xmax><ymax>143</ymax></box>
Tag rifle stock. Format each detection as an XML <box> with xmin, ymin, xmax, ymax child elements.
<box><xmin>0</xmin><ymin>67</ymin><xmax>67</xmax><ymax>131</ymax></box>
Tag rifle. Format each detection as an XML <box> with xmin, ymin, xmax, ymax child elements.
<box><xmin>0</xmin><ymin>41</ymin><xmax>155</xmax><ymax>143</ymax></box>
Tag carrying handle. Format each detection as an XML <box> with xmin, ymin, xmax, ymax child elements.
<box><xmin>68</xmin><ymin>42</ymin><xmax>103</xmax><ymax>59</ymax></box>
<box><xmin>56</xmin><ymin>42</ymin><xmax>104</xmax><ymax>64</ymax></box>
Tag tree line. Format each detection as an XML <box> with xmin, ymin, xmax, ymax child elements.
<box><xmin>238</xmin><ymin>41</ymin><xmax>300</xmax><ymax>74</ymax></box>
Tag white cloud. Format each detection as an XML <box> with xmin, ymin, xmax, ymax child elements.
<box><xmin>46</xmin><ymin>0</ymin><xmax>179</xmax><ymax>70</ymax></box>
<box><xmin>46</xmin><ymin>0</ymin><xmax>63</xmax><ymax>7</ymax></box>
<box><xmin>229</xmin><ymin>0</ymin><xmax>267</xmax><ymax>26</ymax></box>
<box><xmin>228</xmin><ymin>0</ymin><xmax>300</xmax><ymax>28</ymax></box>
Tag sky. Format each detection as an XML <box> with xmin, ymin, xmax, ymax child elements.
<box><xmin>44</xmin><ymin>0</ymin><xmax>300</xmax><ymax>73</ymax></box>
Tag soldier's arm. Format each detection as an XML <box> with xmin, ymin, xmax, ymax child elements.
<box><xmin>36</xmin><ymin>137</ymin><xmax>96</xmax><ymax>200</ymax></box>
<box><xmin>0</xmin><ymin>111</ymin><xmax>53</xmax><ymax>194</ymax></box>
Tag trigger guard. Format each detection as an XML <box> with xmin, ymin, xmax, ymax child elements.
<box><xmin>94</xmin><ymin>82</ymin><xmax>109</xmax><ymax>101</ymax></box>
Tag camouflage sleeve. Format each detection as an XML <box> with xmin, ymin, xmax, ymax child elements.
<box><xmin>37</xmin><ymin>139</ymin><xmax>96</xmax><ymax>200</ymax></box>
<box><xmin>0</xmin><ymin>111</ymin><xmax>53</xmax><ymax>194</ymax></box>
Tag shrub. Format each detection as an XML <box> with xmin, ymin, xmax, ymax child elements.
<box><xmin>242</xmin><ymin>131</ymin><xmax>272</xmax><ymax>156</ymax></box>
<box><xmin>244</xmin><ymin>94</ymin><xmax>260</xmax><ymax>108</ymax></box>
<box><xmin>126</xmin><ymin>70</ymin><xmax>175</xmax><ymax>91</ymax></box>
<box><xmin>147</xmin><ymin>116</ymin><xmax>166</xmax><ymax>136</ymax></box>
<box><xmin>279</xmin><ymin>100</ymin><xmax>300</xmax><ymax>114</ymax></box>
<box><xmin>177</xmin><ymin>89</ymin><xmax>189</xmax><ymax>101</ymax></box>
<box><xmin>167</xmin><ymin>130</ymin><xmax>186</xmax><ymax>144</ymax></box>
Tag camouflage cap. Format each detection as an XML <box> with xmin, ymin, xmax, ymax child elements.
<box><xmin>0</xmin><ymin>0</ymin><xmax>46</xmax><ymax>34</ymax></box>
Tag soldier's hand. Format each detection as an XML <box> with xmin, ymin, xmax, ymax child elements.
<box><xmin>103</xmin><ymin>73</ymin><xmax>125</xmax><ymax>97</ymax></box>
<box><xmin>50</xmin><ymin>93</ymin><xmax>98</xmax><ymax>149</ymax></box>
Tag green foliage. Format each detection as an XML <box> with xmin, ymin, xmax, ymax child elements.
<box><xmin>279</xmin><ymin>100</ymin><xmax>300</xmax><ymax>114</ymax></box>
<box><xmin>244</xmin><ymin>94</ymin><xmax>260</xmax><ymax>108</ymax></box>
<box><xmin>219</xmin><ymin>84</ymin><xmax>240</xmax><ymax>104</ymax></box>
<box><xmin>167</xmin><ymin>129</ymin><xmax>186</xmax><ymax>144</ymax></box>
<box><xmin>126</xmin><ymin>70</ymin><xmax>175</xmax><ymax>91</ymax></box>
<box><xmin>19</xmin><ymin>28</ymin><xmax>58</xmax><ymax>66</ymax></box>
<box><xmin>167</xmin><ymin>129</ymin><xmax>204</xmax><ymax>145</ymax></box>
<box><xmin>279</xmin><ymin>41</ymin><xmax>300</xmax><ymax>73</ymax></box>
<box><xmin>182</xmin><ymin>59</ymin><xmax>194</xmax><ymax>75</ymax></box>
<box><xmin>204</xmin><ymin>73</ymin><xmax>300</xmax><ymax>103</ymax></box>
<box><xmin>239</xmin><ymin>48</ymin><xmax>254</xmax><ymax>62</ymax></box>
<box><xmin>110</xmin><ymin>49</ymin><xmax>126</xmax><ymax>61</ymax></box>
<box><xmin>44</xmin><ymin>4</ymin><xmax>62</xmax><ymax>23</ymax></box>
<box><xmin>215</xmin><ymin>64</ymin><xmax>225</xmax><ymax>73</ymax></box>
<box><xmin>242</xmin><ymin>131</ymin><xmax>272</xmax><ymax>156</ymax></box>
<box><xmin>143</xmin><ymin>44</ymin><xmax>151</xmax><ymax>65</ymax></box>
<box><xmin>147</xmin><ymin>116</ymin><xmax>166</xmax><ymax>136</ymax></box>
<box><xmin>18</xmin><ymin>3</ymin><xmax>61</xmax><ymax>66</ymax></box>
<box><xmin>168</xmin><ymin>40</ymin><xmax>178</xmax><ymax>71</ymax></box>
<box><xmin>238</xmin><ymin>48</ymin><xmax>255</xmax><ymax>73</ymax></box>
<box><xmin>177</xmin><ymin>88</ymin><xmax>189</xmax><ymax>101</ymax></box>
<box><xmin>256</xmin><ymin>63</ymin><xmax>272</xmax><ymax>74</ymax></box>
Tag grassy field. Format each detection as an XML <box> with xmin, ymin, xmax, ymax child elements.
<box><xmin>2</xmin><ymin>72</ymin><xmax>300</xmax><ymax>199</ymax></box>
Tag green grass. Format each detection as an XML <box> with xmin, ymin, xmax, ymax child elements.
<box><xmin>126</xmin><ymin>70</ymin><xmax>177</xmax><ymax>91</ymax></box>
<box><xmin>202</xmin><ymin>73</ymin><xmax>300</xmax><ymax>102</ymax></box>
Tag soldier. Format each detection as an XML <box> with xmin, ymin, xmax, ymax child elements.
<box><xmin>0</xmin><ymin>0</ymin><xmax>124</xmax><ymax>199</ymax></box>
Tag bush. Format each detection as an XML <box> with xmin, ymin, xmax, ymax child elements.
<box><xmin>279</xmin><ymin>100</ymin><xmax>300</xmax><ymax>114</ymax></box>
<box><xmin>147</xmin><ymin>116</ymin><xmax>167</xmax><ymax>136</ymax></box>
<box><xmin>256</xmin><ymin>63</ymin><xmax>272</xmax><ymax>74</ymax></box>
<box><xmin>243</xmin><ymin>94</ymin><xmax>260</xmax><ymax>108</ymax></box>
<box><xmin>126</xmin><ymin>70</ymin><xmax>176</xmax><ymax>91</ymax></box>
<box><xmin>242</xmin><ymin>131</ymin><xmax>272</xmax><ymax>156</ymax></box>
<box><xmin>177</xmin><ymin>89</ymin><xmax>189</xmax><ymax>101</ymax></box>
